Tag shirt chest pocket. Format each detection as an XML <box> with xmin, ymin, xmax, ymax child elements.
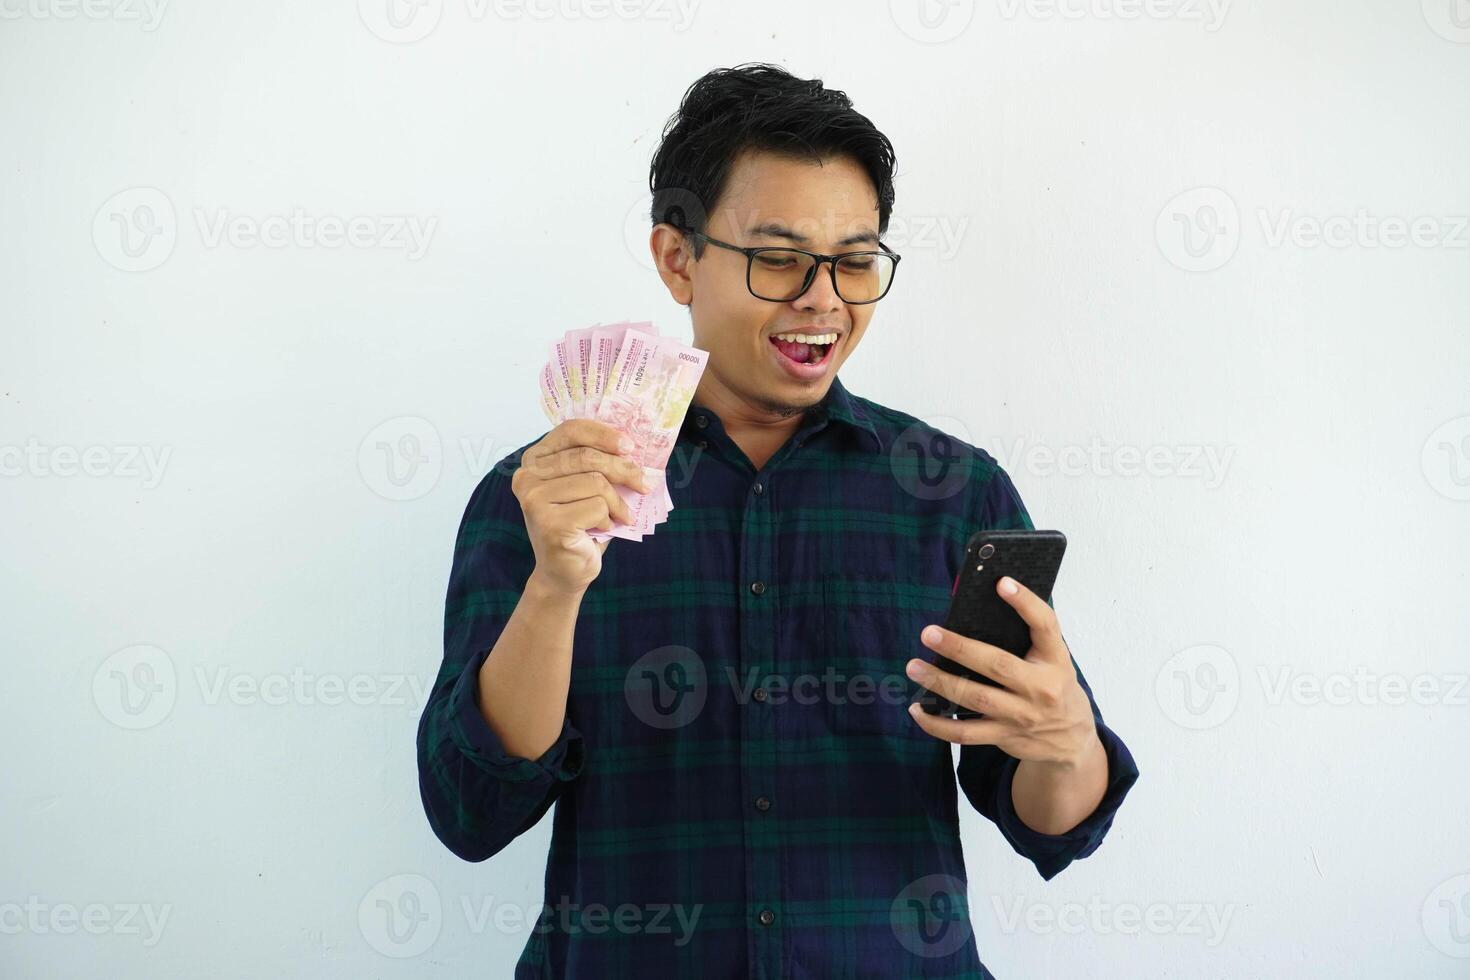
<box><xmin>819</xmin><ymin>573</ymin><xmax>951</xmax><ymax>741</ymax></box>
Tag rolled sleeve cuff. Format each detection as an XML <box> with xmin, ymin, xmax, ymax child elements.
<box><xmin>994</xmin><ymin>720</ymin><xmax>1139</xmax><ymax>881</ymax></box>
<box><xmin>449</xmin><ymin>646</ymin><xmax>585</xmax><ymax>785</ymax></box>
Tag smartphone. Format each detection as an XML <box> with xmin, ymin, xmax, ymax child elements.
<box><xmin>915</xmin><ymin>529</ymin><xmax>1067</xmax><ymax>719</ymax></box>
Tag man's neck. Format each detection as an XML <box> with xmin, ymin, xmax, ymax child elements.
<box><xmin>693</xmin><ymin>375</ymin><xmax>817</xmax><ymax>472</ymax></box>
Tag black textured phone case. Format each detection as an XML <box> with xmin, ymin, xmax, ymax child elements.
<box><xmin>916</xmin><ymin>529</ymin><xmax>1067</xmax><ymax>719</ymax></box>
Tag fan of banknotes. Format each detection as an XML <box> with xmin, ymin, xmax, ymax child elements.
<box><xmin>539</xmin><ymin>321</ymin><xmax>710</xmax><ymax>542</ymax></box>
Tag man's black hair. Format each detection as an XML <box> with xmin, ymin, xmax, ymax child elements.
<box><xmin>649</xmin><ymin>62</ymin><xmax>897</xmax><ymax>258</ymax></box>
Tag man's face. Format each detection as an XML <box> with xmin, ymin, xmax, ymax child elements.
<box><xmin>664</xmin><ymin>150</ymin><xmax>883</xmax><ymax>418</ymax></box>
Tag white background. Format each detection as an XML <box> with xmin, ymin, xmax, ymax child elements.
<box><xmin>3</xmin><ymin>1</ymin><xmax>1469</xmax><ymax>977</ymax></box>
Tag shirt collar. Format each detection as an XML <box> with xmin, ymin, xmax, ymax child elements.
<box><xmin>815</xmin><ymin>375</ymin><xmax>884</xmax><ymax>453</ymax></box>
<box><xmin>681</xmin><ymin>374</ymin><xmax>884</xmax><ymax>454</ymax></box>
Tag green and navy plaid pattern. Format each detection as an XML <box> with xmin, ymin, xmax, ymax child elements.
<box><xmin>417</xmin><ymin>375</ymin><xmax>1139</xmax><ymax>979</ymax></box>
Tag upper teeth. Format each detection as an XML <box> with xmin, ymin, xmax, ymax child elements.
<box><xmin>773</xmin><ymin>332</ymin><xmax>838</xmax><ymax>345</ymax></box>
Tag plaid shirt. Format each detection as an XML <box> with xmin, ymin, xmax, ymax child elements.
<box><xmin>417</xmin><ymin>375</ymin><xmax>1139</xmax><ymax>978</ymax></box>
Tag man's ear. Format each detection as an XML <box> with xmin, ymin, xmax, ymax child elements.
<box><xmin>650</xmin><ymin>223</ymin><xmax>695</xmax><ymax>307</ymax></box>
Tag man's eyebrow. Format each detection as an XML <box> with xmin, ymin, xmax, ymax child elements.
<box><xmin>747</xmin><ymin>222</ymin><xmax>880</xmax><ymax>249</ymax></box>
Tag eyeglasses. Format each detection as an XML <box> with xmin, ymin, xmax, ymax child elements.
<box><xmin>679</xmin><ymin>228</ymin><xmax>901</xmax><ymax>305</ymax></box>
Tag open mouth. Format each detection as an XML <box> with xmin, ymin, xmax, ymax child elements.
<box><xmin>769</xmin><ymin>333</ymin><xmax>838</xmax><ymax>367</ymax></box>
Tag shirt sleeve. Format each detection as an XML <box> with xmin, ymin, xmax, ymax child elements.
<box><xmin>415</xmin><ymin>452</ymin><xmax>586</xmax><ymax>863</ymax></box>
<box><xmin>954</xmin><ymin>464</ymin><xmax>1141</xmax><ymax>881</ymax></box>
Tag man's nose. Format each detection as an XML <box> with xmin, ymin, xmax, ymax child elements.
<box><xmin>793</xmin><ymin>261</ymin><xmax>843</xmax><ymax>312</ymax></box>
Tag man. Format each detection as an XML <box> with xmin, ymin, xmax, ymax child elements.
<box><xmin>417</xmin><ymin>62</ymin><xmax>1139</xmax><ymax>978</ymax></box>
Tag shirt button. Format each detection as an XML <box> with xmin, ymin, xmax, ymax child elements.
<box><xmin>696</xmin><ymin>439</ymin><xmax>708</xmax><ymax>450</ymax></box>
<box><xmin>758</xmin><ymin>908</ymin><xmax>775</xmax><ymax>926</ymax></box>
<box><xmin>752</xmin><ymin>481</ymin><xmax>763</xmax><ymax>495</ymax></box>
<box><xmin>694</xmin><ymin>414</ymin><xmax>708</xmax><ymax>429</ymax></box>
<box><xmin>752</xmin><ymin>687</ymin><xmax>768</xmax><ymax>702</ymax></box>
<box><xmin>755</xmin><ymin>796</ymin><xmax>771</xmax><ymax>811</ymax></box>
<box><xmin>749</xmin><ymin>580</ymin><xmax>766</xmax><ymax>596</ymax></box>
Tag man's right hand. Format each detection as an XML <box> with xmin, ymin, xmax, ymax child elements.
<box><xmin>511</xmin><ymin>419</ymin><xmax>653</xmax><ymax>595</ymax></box>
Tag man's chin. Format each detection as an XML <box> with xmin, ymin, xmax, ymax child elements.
<box><xmin>750</xmin><ymin>384</ymin><xmax>829</xmax><ymax>419</ymax></box>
